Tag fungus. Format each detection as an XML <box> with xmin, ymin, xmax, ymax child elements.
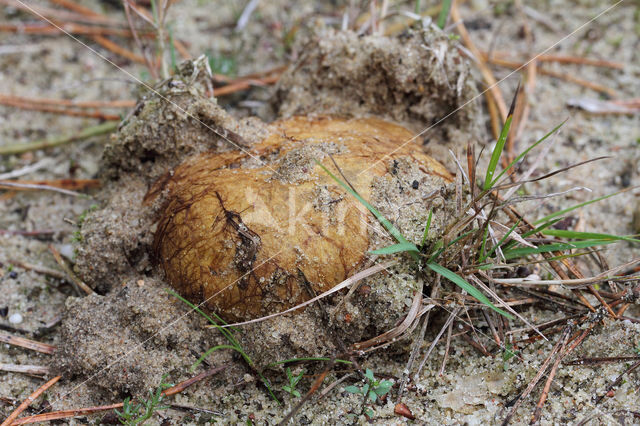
<box><xmin>149</xmin><ymin>116</ymin><xmax>452</xmax><ymax>320</ymax></box>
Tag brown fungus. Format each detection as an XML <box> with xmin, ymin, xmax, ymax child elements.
<box><xmin>149</xmin><ymin>116</ymin><xmax>452</xmax><ymax>321</ymax></box>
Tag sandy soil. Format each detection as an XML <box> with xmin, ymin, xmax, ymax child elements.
<box><xmin>1</xmin><ymin>0</ymin><xmax>639</xmax><ymax>425</ymax></box>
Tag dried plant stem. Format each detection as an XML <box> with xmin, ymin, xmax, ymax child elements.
<box><xmin>0</xmin><ymin>363</ymin><xmax>50</xmax><ymax>376</ymax></box>
<box><xmin>0</xmin><ymin>94</ymin><xmax>134</xmax><ymax>109</ymax></box>
<box><xmin>0</xmin><ymin>22</ymin><xmax>146</xmax><ymax>38</ymax></box>
<box><xmin>0</xmin><ymin>375</ymin><xmax>61</xmax><ymax>426</ymax></box>
<box><xmin>451</xmin><ymin>3</ymin><xmax>508</xmax><ymax>122</ymax></box>
<box><xmin>594</xmin><ymin>359</ymin><xmax>640</xmax><ymax>405</ymax></box>
<box><xmin>211</xmin><ymin>74</ymin><xmax>281</xmax><ymax>97</ymax></box>
<box><xmin>49</xmin><ymin>245</ymin><xmax>95</xmax><ymax>296</ymax></box>
<box><xmin>415</xmin><ymin>307</ymin><xmax>460</xmax><ymax>377</ymax></box>
<box><xmin>0</xmin><ymin>121</ymin><xmax>117</xmax><ymax>156</ymax></box>
<box><xmin>0</xmin><ymin>95</ymin><xmax>121</xmax><ymax>120</ymax></box>
<box><xmin>92</xmin><ymin>34</ymin><xmax>146</xmax><ymax>64</ymax></box>
<box><xmin>11</xmin><ymin>365</ymin><xmax>227</xmax><ymax>424</ymax></box>
<box><xmin>0</xmin><ymin>332</ymin><xmax>56</xmax><ymax>354</ymax></box>
<box><xmin>484</xmin><ymin>50</ymin><xmax>624</xmax><ymax>70</ymax></box>
<box><xmin>482</xmin><ymin>55</ymin><xmax>617</xmax><ymax>98</ymax></box>
<box><xmin>501</xmin><ymin>325</ymin><xmax>572</xmax><ymax>425</ymax></box>
<box><xmin>7</xmin><ymin>259</ymin><xmax>65</xmax><ymax>280</ymax></box>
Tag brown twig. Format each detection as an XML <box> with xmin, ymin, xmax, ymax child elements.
<box><xmin>11</xmin><ymin>404</ymin><xmax>122</xmax><ymax>425</ymax></box>
<box><xmin>0</xmin><ymin>179</ymin><xmax>101</xmax><ymax>192</ymax></box>
<box><xmin>0</xmin><ymin>94</ymin><xmax>134</xmax><ymax>109</ymax></box>
<box><xmin>10</xmin><ymin>365</ymin><xmax>227</xmax><ymax>424</ymax></box>
<box><xmin>483</xmin><ymin>50</ymin><xmax>624</xmax><ymax>70</ymax></box>
<box><xmin>123</xmin><ymin>0</ymin><xmax>158</xmax><ymax>78</ymax></box>
<box><xmin>278</xmin><ymin>358</ymin><xmax>336</xmax><ymax>425</ymax></box>
<box><xmin>10</xmin><ymin>0</ymin><xmax>148</xmax><ymax>65</ymax></box>
<box><xmin>0</xmin><ymin>363</ymin><xmax>50</xmax><ymax>376</ymax></box>
<box><xmin>49</xmin><ymin>245</ymin><xmax>95</xmax><ymax>296</ymax></box>
<box><xmin>451</xmin><ymin>2</ymin><xmax>508</xmax><ymax>129</ymax></box>
<box><xmin>594</xmin><ymin>359</ymin><xmax>640</xmax><ymax>405</ymax></box>
<box><xmin>0</xmin><ymin>375</ymin><xmax>61</xmax><ymax>426</ymax></box>
<box><xmin>0</xmin><ymin>331</ymin><xmax>56</xmax><ymax>354</ymax></box>
<box><xmin>0</xmin><ymin>0</ymin><xmax>120</xmax><ymax>26</ymax></box>
<box><xmin>501</xmin><ymin>325</ymin><xmax>572</xmax><ymax>425</ymax></box>
<box><xmin>0</xmin><ymin>95</ymin><xmax>121</xmax><ymax>120</ymax></box>
<box><xmin>0</xmin><ymin>22</ymin><xmax>148</xmax><ymax>38</ymax></box>
<box><xmin>565</xmin><ymin>356</ymin><xmax>640</xmax><ymax>366</ymax></box>
<box><xmin>163</xmin><ymin>364</ymin><xmax>227</xmax><ymax>397</ymax></box>
<box><xmin>482</xmin><ymin>55</ymin><xmax>617</xmax><ymax>98</ymax></box>
<box><xmin>91</xmin><ymin>34</ymin><xmax>146</xmax><ymax>64</ymax></box>
<box><xmin>211</xmin><ymin>74</ymin><xmax>281</xmax><ymax>97</ymax></box>
<box><xmin>0</xmin><ymin>230</ymin><xmax>55</xmax><ymax>238</ymax></box>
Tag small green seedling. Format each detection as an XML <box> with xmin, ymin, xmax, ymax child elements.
<box><xmin>115</xmin><ymin>375</ymin><xmax>173</xmax><ymax>425</ymax></box>
<box><xmin>502</xmin><ymin>343</ymin><xmax>517</xmax><ymax>371</ymax></box>
<box><xmin>282</xmin><ymin>367</ymin><xmax>305</xmax><ymax>398</ymax></box>
<box><xmin>345</xmin><ymin>369</ymin><xmax>393</xmax><ymax>417</ymax></box>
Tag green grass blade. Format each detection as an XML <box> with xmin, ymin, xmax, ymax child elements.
<box><xmin>421</xmin><ymin>208</ymin><xmax>433</xmax><ymax>247</ymax></box>
<box><xmin>479</xmin><ymin>220</ymin><xmax>521</xmax><ymax>263</ymax></box>
<box><xmin>369</xmin><ymin>242</ymin><xmax>420</xmax><ymax>255</ymax></box>
<box><xmin>165</xmin><ymin>288</ymin><xmax>237</xmax><ymax>341</ymax></box>
<box><xmin>426</xmin><ymin>262</ymin><xmax>513</xmax><ymax>319</ymax></box>
<box><xmin>429</xmin><ymin>229</ymin><xmax>476</xmax><ymax>262</ymax></box>
<box><xmin>265</xmin><ymin>357</ymin><xmax>352</xmax><ymax>369</ymax></box>
<box><xmin>436</xmin><ymin>0</ymin><xmax>452</xmax><ymax>28</ymax></box>
<box><xmin>533</xmin><ymin>188</ymin><xmax>634</xmax><ymax>225</ymax></box>
<box><xmin>477</xmin><ymin>225</ymin><xmax>489</xmax><ymax>262</ymax></box>
<box><xmin>168</xmin><ymin>27</ymin><xmax>178</xmax><ymax>72</ymax></box>
<box><xmin>541</xmin><ymin>229</ymin><xmax>640</xmax><ymax>243</ymax></box>
<box><xmin>503</xmin><ymin>239</ymin><xmax>618</xmax><ymax>260</ymax></box>
<box><xmin>490</xmin><ymin>119</ymin><xmax>567</xmax><ymax>187</ymax></box>
<box><xmin>316</xmin><ymin>160</ymin><xmax>419</xmax><ymax>259</ymax></box>
<box><xmin>520</xmin><ymin>218</ymin><xmax>564</xmax><ymax>238</ymax></box>
<box><xmin>191</xmin><ymin>345</ymin><xmax>241</xmax><ymax>371</ymax></box>
<box><xmin>484</xmin><ymin>115</ymin><xmax>512</xmax><ymax>190</ymax></box>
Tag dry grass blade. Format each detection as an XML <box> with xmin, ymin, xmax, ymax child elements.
<box><xmin>0</xmin><ymin>179</ymin><xmax>100</xmax><ymax>193</ymax></box>
<box><xmin>0</xmin><ymin>159</ymin><xmax>53</xmax><ymax>180</ymax></box>
<box><xmin>49</xmin><ymin>245</ymin><xmax>95</xmax><ymax>296</ymax></box>
<box><xmin>0</xmin><ymin>94</ymin><xmax>134</xmax><ymax>110</ymax></box>
<box><xmin>10</xmin><ymin>365</ymin><xmax>226</xmax><ymax>424</ymax></box>
<box><xmin>482</xmin><ymin>54</ymin><xmax>618</xmax><ymax>98</ymax></box>
<box><xmin>451</xmin><ymin>2</ymin><xmax>508</xmax><ymax>121</ymax></box>
<box><xmin>6</xmin><ymin>259</ymin><xmax>66</xmax><ymax>280</ymax></box>
<box><xmin>352</xmin><ymin>290</ymin><xmax>422</xmax><ymax>350</ymax></box>
<box><xmin>0</xmin><ymin>331</ymin><xmax>56</xmax><ymax>354</ymax></box>
<box><xmin>10</xmin><ymin>403</ymin><xmax>124</xmax><ymax>425</ymax></box>
<box><xmin>501</xmin><ymin>325</ymin><xmax>572</xmax><ymax>425</ymax></box>
<box><xmin>415</xmin><ymin>307</ymin><xmax>460</xmax><ymax>377</ymax></box>
<box><xmin>0</xmin><ymin>95</ymin><xmax>122</xmax><ymax>119</ymax></box>
<box><xmin>0</xmin><ymin>375</ymin><xmax>61</xmax><ymax>426</ymax></box>
<box><xmin>484</xmin><ymin>50</ymin><xmax>624</xmax><ymax>70</ymax></box>
<box><xmin>594</xmin><ymin>359</ymin><xmax>640</xmax><ymax>405</ymax></box>
<box><xmin>567</xmin><ymin>97</ymin><xmax>639</xmax><ymax>114</ymax></box>
<box><xmin>0</xmin><ymin>363</ymin><xmax>50</xmax><ymax>376</ymax></box>
<box><xmin>470</xmin><ymin>274</ymin><xmax>545</xmax><ymax>339</ymax></box>
<box><xmin>566</xmin><ymin>356</ymin><xmax>640</xmax><ymax>366</ymax></box>
<box><xmin>218</xmin><ymin>261</ymin><xmax>396</xmax><ymax>328</ymax></box>
<box><xmin>492</xmin><ymin>258</ymin><xmax>640</xmax><ymax>288</ymax></box>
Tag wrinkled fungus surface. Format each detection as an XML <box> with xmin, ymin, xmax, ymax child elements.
<box><xmin>61</xmin><ymin>27</ymin><xmax>477</xmax><ymax>390</ymax></box>
<box><xmin>151</xmin><ymin>116</ymin><xmax>452</xmax><ymax>320</ymax></box>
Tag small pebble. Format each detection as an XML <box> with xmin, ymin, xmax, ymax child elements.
<box><xmin>59</xmin><ymin>244</ymin><xmax>75</xmax><ymax>260</ymax></box>
<box><xmin>9</xmin><ymin>313</ymin><xmax>23</xmax><ymax>324</ymax></box>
